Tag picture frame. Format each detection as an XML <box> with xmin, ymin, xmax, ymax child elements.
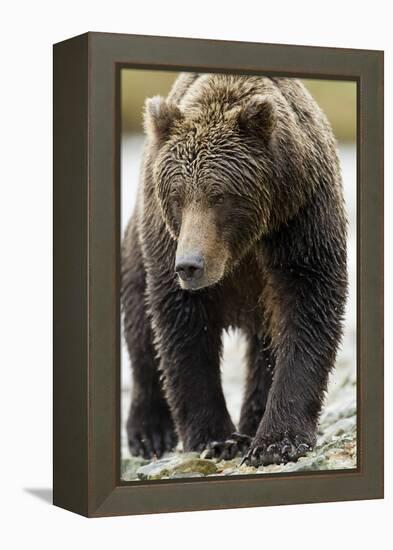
<box><xmin>53</xmin><ymin>32</ymin><xmax>384</xmax><ymax>517</ymax></box>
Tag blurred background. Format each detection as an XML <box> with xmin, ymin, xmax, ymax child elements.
<box><xmin>121</xmin><ymin>71</ymin><xmax>356</xmax><ymax>140</ymax></box>
<box><xmin>120</xmin><ymin>70</ymin><xmax>357</xmax><ymax>471</ymax></box>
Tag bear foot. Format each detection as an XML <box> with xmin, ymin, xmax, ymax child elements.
<box><xmin>202</xmin><ymin>432</ymin><xmax>252</xmax><ymax>461</ymax></box>
<box><xmin>127</xmin><ymin>401</ymin><xmax>178</xmax><ymax>459</ymax></box>
<box><xmin>241</xmin><ymin>433</ymin><xmax>313</xmax><ymax>467</ymax></box>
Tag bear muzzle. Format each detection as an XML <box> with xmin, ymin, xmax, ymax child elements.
<box><xmin>175</xmin><ymin>253</ymin><xmax>205</xmax><ymax>288</ymax></box>
<box><xmin>174</xmin><ymin>206</ymin><xmax>227</xmax><ymax>290</ymax></box>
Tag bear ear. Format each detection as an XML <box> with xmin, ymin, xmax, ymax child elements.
<box><xmin>143</xmin><ymin>95</ymin><xmax>183</xmax><ymax>141</ymax></box>
<box><xmin>238</xmin><ymin>94</ymin><xmax>277</xmax><ymax>139</ymax></box>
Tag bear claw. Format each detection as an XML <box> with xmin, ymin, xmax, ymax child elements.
<box><xmin>127</xmin><ymin>406</ymin><xmax>178</xmax><ymax>460</ymax></box>
<box><xmin>241</xmin><ymin>435</ymin><xmax>312</xmax><ymax>467</ymax></box>
<box><xmin>202</xmin><ymin>432</ymin><xmax>252</xmax><ymax>461</ymax></box>
<box><xmin>129</xmin><ymin>426</ymin><xmax>178</xmax><ymax>459</ymax></box>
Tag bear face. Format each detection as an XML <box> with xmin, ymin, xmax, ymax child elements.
<box><xmin>144</xmin><ymin>93</ymin><xmax>277</xmax><ymax>290</ymax></box>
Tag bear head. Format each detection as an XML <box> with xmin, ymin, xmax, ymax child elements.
<box><xmin>144</xmin><ymin>88</ymin><xmax>277</xmax><ymax>290</ymax></box>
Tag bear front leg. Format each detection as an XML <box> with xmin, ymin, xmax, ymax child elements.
<box><xmin>150</xmin><ymin>287</ymin><xmax>235</xmax><ymax>453</ymax></box>
<box><xmin>126</xmin><ymin>348</ymin><xmax>178</xmax><ymax>460</ymax></box>
<box><xmin>205</xmin><ymin>333</ymin><xmax>276</xmax><ymax>460</ymax></box>
<box><xmin>238</xmin><ymin>333</ymin><xmax>275</xmax><ymax>437</ymax></box>
<box><xmin>244</xmin><ymin>266</ymin><xmax>346</xmax><ymax>467</ymax></box>
<box><xmin>122</xmin><ymin>220</ymin><xmax>177</xmax><ymax>459</ymax></box>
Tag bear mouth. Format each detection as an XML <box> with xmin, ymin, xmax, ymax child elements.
<box><xmin>176</xmin><ymin>268</ymin><xmax>224</xmax><ymax>291</ymax></box>
<box><xmin>178</xmin><ymin>277</ymin><xmax>210</xmax><ymax>291</ymax></box>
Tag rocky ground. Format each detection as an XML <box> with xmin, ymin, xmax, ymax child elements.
<box><xmin>121</xmin><ymin>332</ymin><xmax>357</xmax><ymax>481</ymax></box>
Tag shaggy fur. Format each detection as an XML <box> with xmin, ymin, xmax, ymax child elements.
<box><xmin>121</xmin><ymin>73</ymin><xmax>347</xmax><ymax>466</ymax></box>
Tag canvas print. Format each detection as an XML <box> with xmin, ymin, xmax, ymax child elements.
<box><xmin>120</xmin><ymin>70</ymin><xmax>356</xmax><ymax>482</ymax></box>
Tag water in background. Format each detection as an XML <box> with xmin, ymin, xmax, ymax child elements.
<box><xmin>120</xmin><ymin>135</ymin><xmax>356</xmax><ymax>460</ymax></box>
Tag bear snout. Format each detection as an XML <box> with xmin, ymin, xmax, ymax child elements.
<box><xmin>175</xmin><ymin>254</ymin><xmax>205</xmax><ymax>285</ymax></box>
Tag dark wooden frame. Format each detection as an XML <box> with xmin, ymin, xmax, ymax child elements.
<box><xmin>53</xmin><ymin>32</ymin><xmax>384</xmax><ymax>517</ymax></box>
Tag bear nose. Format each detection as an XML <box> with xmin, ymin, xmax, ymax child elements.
<box><xmin>175</xmin><ymin>255</ymin><xmax>205</xmax><ymax>281</ymax></box>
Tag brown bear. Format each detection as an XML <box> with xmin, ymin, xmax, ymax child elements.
<box><xmin>121</xmin><ymin>73</ymin><xmax>347</xmax><ymax>466</ymax></box>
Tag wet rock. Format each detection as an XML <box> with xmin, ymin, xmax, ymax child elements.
<box><xmin>317</xmin><ymin>416</ymin><xmax>356</xmax><ymax>447</ymax></box>
<box><xmin>215</xmin><ymin>458</ymin><xmax>239</xmax><ymax>475</ymax></box>
<box><xmin>136</xmin><ymin>452</ymin><xmax>218</xmax><ymax>480</ymax></box>
<box><xmin>121</xmin><ymin>456</ymin><xmax>149</xmax><ymax>481</ymax></box>
<box><xmin>170</xmin><ymin>471</ymin><xmax>204</xmax><ymax>479</ymax></box>
<box><xmin>231</xmin><ymin>464</ymin><xmax>259</xmax><ymax>476</ymax></box>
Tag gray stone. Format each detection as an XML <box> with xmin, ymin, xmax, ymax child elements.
<box><xmin>136</xmin><ymin>453</ymin><xmax>218</xmax><ymax>480</ymax></box>
<box><xmin>121</xmin><ymin>456</ymin><xmax>149</xmax><ymax>481</ymax></box>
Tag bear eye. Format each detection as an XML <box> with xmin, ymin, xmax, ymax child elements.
<box><xmin>210</xmin><ymin>194</ymin><xmax>225</xmax><ymax>206</ymax></box>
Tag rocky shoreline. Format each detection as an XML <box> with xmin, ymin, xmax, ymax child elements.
<box><xmin>121</xmin><ymin>354</ymin><xmax>357</xmax><ymax>481</ymax></box>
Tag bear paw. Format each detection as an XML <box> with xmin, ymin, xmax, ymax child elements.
<box><xmin>241</xmin><ymin>433</ymin><xmax>313</xmax><ymax>467</ymax></box>
<box><xmin>202</xmin><ymin>432</ymin><xmax>252</xmax><ymax>461</ymax></box>
<box><xmin>127</xmin><ymin>402</ymin><xmax>178</xmax><ymax>459</ymax></box>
